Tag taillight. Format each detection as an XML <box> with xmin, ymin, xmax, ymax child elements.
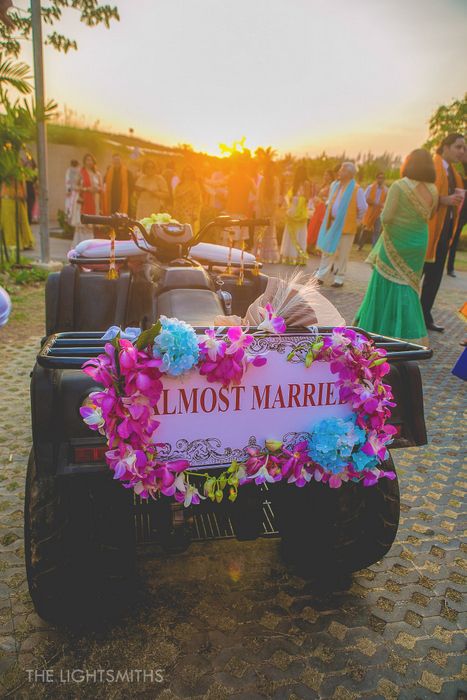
<box><xmin>73</xmin><ymin>445</ymin><xmax>107</xmax><ymax>463</ymax></box>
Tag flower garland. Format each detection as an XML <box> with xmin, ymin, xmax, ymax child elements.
<box><xmin>80</xmin><ymin>312</ymin><xmax>397</xmax><ymax>504</ymax></box>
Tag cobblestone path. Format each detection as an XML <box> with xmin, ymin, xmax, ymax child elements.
<box><xmin>0</xmin><ymin>277</ymin><xmax>465</xmax><ymax>699</ymax></box>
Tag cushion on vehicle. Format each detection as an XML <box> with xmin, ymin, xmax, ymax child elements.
<box><xmin>68</xmin><ymin>239</ymin><xmax>256</xmax><ymax>266</ymax></box>
<box><xmin>68</xmin><ymin>238</ymin><xmax>150</xmax><ymax>259</ymax></box>
<box><xmin>189</xmin><ymin>242</ymin><xmax>256</xmax><ymax>265</ymax></box>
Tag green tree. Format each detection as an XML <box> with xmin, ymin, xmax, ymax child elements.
<box><xmin>425</xmin><ymin>94</ymin><xmax>467</xmax><ymax>150</ymax></box>
<box><xmin>0</xmin><ymin>52</ymin><xmax>31</xmax><ymax>94</ymax></box>
<box><xmin>255</xmin><ymin>146</ymin><xmax>277</xmax><ymax>163</ymax></box>
<box><xmin>0</xmin><ymin>53</ymin><xmax>56</xmax><ymax>264</ymax></box>
<box><xmin>1</xmin><ymin>1</ymin><xmax>119</xmax><ymax>58</ymax></box>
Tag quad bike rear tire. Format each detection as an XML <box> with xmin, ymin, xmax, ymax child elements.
<box><xmin>24</xmin><ymin>450</ymin><xmax>136</xmax><ymax>624</ymax></box>
<box><xmin>273</xmin><ymin>454</ymin><xmax>399</xmax><ymax>579</ymax></box>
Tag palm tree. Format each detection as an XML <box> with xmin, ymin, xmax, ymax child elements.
<box><xmin>0</xmin><ymin>53</ymin><xmax>32</xmax><ymax>99</ymax></box>
<box><xmin>255</xmin><ymin>146</ymin><xmax>278</xmax><ymax>163</ymax></box>
<box><xmin>0</xmin><ymin>56</ymin><xmax>55</xmax><ymax>264</ymax></box>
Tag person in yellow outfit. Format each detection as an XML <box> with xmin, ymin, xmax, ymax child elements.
<box><xmin>420</xmin><ymin>133</ymin><xmax>465</xmax><ymax>332</ymax></box>
<box><xmin>0</xmin><ymin>179</ymin><xmax>35</xmax><ymax>250</ymax></box>
<box><xmin>280</xmin><ymin>165</ymin><xmax>311</xmax><ymax>265</ymax></box>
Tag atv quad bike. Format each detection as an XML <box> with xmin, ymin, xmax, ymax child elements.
<box><xmin>25</xmin><ymin>214</ymin><xmax>432</xmax><ymax>623</ymax></box>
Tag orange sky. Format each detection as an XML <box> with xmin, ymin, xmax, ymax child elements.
<box><xmin>19</xmin><ymin>0</ymin><xmax>467</xmax><ymax>157</ymax></box>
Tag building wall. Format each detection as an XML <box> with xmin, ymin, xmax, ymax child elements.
<box><xmin>29</xmin><ymin>141</ymin><xmax>177</xmax><ymax>223</ymax></box>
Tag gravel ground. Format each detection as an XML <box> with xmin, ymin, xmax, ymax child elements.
<box><xmin>0</xmin><ymin>269</ymin><xmax>465</xmax><ymax>700</ymax></box>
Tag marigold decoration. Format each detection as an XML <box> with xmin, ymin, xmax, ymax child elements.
<box><xmin>80</xmin><ymin>316</ymin><xmax>397</xmax><ymax>504</ymax></box>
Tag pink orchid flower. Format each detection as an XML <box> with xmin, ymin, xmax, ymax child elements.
<box><xmin>200</xmin><ymin>328</ymin><xmax>227</xmax><ymax>362</ymax></box>
<box><xmin>173</xmin><ymin>477</ymin><xmax>205</xmax><ymax>506</ymax></box>
<box><xmin>280</xmin><ymin>441</ymin><xmax>310</xmax><ymax>480</ymax></box>
<box><xmin>225</xmin><ymin>326</ymin><xmax>254</xmax><ymax>355</ymax></box>
<box><xmin>362</xmin><ymin>428</ymin><xmax>395</xmax><ymax>461</ymax></box>
<box><xmin>118</xmin><ymin>339</ymin><xmax>139</xmax><ymax>371</ymax></box>
<box><xmin>106</xmin><ymin>445</ymin><xmax>146</xmax><ymax>481</ymax></box>
<box><xmin>330</xmin><ymin>328</ymin><xmax>354</xmax><ymax>348</ymax></box>
<box><xmin>79</xmin><ymin>403</ymin><xmax>105</xmax><ymax>432</ymax></box>
<box><xmin>329</xmin><ymin>471</ymin><xmax>349</xmax><ymax>489</ymax></box>
<box><xmin>287</xmin><ymin>465</ymin><xmax>312</xmax><ymax>487</ymax></box>
<box><xmin>248</xmin><ymin>463</ymin><xmax>281</xmax><ymax>485</ymax></box>
<box><xmin>257</xmin><ymin>304</ymin><xmax>286</xmax><ymax>334</ymax></box>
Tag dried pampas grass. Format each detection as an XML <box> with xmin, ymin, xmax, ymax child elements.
<box><xmin>214</xmin><ymin>272</ymin><xmax>345</xmax><ymax>328</ymax></box>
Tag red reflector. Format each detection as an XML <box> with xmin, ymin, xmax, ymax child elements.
<box><xmin>73</xmin><ymin>445</ymin><xmax>107</xmax><ymax>463</ymax></box>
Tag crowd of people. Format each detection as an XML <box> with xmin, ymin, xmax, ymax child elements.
<box><xmin>1</xmin><ymin>134</ymin><xmax>465</xmax><ymax>348</ymax></box>
<box><xmin>55</xmin><ymin>134</ymin><xmax>467</xmax><ymax>345</ymax></box>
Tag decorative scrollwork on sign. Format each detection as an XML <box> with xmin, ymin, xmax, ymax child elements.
<box><xmin>157</xmin><ymin>437</ymin><xmax>248</xmax><ymax>467</ymax></box>
<box><xmin>249</xmin><ymin>333</ymin><xmax>314</xmax><ymax>361</ymax></box>
<box><xmin>281</xmin><ymin>431</ymin><xmax>312</xmax><ymax>451</ymax></box>
<box><xmin>157</xmin><ymin>435</ymin><xmax>268</xmax><ymax>467</ymax></box>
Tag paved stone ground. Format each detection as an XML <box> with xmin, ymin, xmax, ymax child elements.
<box><xmin>0</xmin><ymin>268</ymin><xmax>466</xmax><ymax>699</ymax></box>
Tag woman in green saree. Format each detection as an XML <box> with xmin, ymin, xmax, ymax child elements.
<box><xmin>355</xmin><ymin>150</ymin><xmax>438</xmax><ymax>345</ymax></box>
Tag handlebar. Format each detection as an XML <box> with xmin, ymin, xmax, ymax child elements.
<box><xmin>81</xmin><ymin>213</ymin><xmax>130</xmax><ymax>227</ymax></box>
<box><xmin>190</xmin><ymin>215</ymin><xmax>269</xmax><ymax>247</ymax></box>
<box><xmin>80</xmin><ymin>212</ymin><xmax>270</xmax><ymax>253</ymax></box>
<box><xmin>228</xmin><ymin>218</ymin><xmax>269</xmax><ymax>227</ymax></box>
<box><xmin>81</xmin><ymin>213</ymin><xmax>153</xmax><ymax>254</ymax></box>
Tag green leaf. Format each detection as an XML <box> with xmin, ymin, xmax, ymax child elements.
<box><xmin>287</xmin><ymin>349</ymin><xmax>296</xmax><ymax>361</ymax></box>
<box><xmin>370</xmin><ymin>357</ymin><xmax>387</xmax><ymax>368</ymax></box>
<box><xmin>135</xmin><ymin>321</ymin><xmax>161</xmax><ymax>350</ymax></box>
<box><xmin>109</xmin><ymin>331</ymin><xmax>121</xmax><ymax>350</ymax></box>
<box><xmin>305</xmin><ymin>347</ymin><xmax>315</xmax><ymax>368</ymax></box>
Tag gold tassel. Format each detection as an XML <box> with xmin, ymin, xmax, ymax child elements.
<box><xmin>253</xmin><ymin>227</ymin><xmax>264</xmax><ymax>276</ymax></box>
<box><xmin>237</xmin><ymin>240</ymin><xmax>245</xmax><ymax>286</ymax></box>
<box><xmin>107</xmin><ymin>228</ymin><xmax>119</xmax><ymax>280</ymax></box>
<box><xmin>226</xmin><ymin>233</ymin><xmax>233</xmax><ymax>275</ymax></box>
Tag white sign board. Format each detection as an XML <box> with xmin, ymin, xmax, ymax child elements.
<box><xmin>155</xmin><ymin>333</ymin><xmax>352</xmax><ymax>468</ymax></box>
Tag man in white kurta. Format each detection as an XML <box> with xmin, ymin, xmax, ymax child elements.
<box><xmin>316</xmin><ymin>162</ymin><xmax>367</xmax><ymax>287</ymax></box>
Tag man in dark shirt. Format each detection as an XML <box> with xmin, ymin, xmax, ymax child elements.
<box><xmin>446</xmin><ymin>148</ymin><xmax>467</xmax><ymax>277</ymax></box>
<box><xmin>421</xmin><ymin>134</ymin><xmax>465</xmax><ymax>332</ymax></box>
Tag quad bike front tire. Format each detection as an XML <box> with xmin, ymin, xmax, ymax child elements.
<box><xmin>273</xmin><ymin>454</ymin><xmax>399</xmax><ymax>579</ymax></box>
<box><xmin>24</xmin><ymin>450</ymin><xmax>136</xmax><ymax>624</ymax></box>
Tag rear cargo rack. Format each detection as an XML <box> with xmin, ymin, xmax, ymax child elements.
<box><xmin>135</xmin><ymin>494</ymin><xmax>278</xmax><ymax>544</ymax></box>
<box><xmin>37</xmin><ymin>327</ymin><xmax>433</xmax><ymax>370</ymax></box>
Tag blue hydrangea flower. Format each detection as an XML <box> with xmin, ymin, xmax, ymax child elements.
<box><xmin>308</xmin><ymin>415</ymin><xmax>368</xmax><ymax>474</ymax></box>
<box><xmin>351</xmin><ymin>448</ymin><xmax>379</xmax><ymax>472</ymax></box>
<box><xmin>153</xmin><ymin>316</ymin><xmax>200</xmax><ymax>376</ymax></box>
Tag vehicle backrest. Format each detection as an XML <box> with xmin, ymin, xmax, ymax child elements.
<box><xmin>45</xmin><ymin>265</ymin><xmax>153</xmax><ymax>334</ymax></box>
<box><xmin>220</xmin><ymin>273</ymin><xmax>269</xmax><ymax>316</ymax></box>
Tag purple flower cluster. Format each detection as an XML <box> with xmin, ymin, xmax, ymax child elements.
<box><xmin>80</xmin><ymin>340</ymin><xmax>191</xmax><ymax>499</ymax></box>
<box><xmin>320</xmin><ymin>328</ymin><xmax>397</xmax><ymax>464</ymax></box>
<box><xmin>231</xmin><ymin>328</ymin><xmax>397</xmax><ymax>490</ymax></box>
<box><xmin>79</xmin><ymin>320</ymin><xmax>397</xmax><ymax>503</ymax></box>
<box><xmin>198</xmin><ymin>326</ymin><xmax>266</xmax><ymax>386</ymax></box>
